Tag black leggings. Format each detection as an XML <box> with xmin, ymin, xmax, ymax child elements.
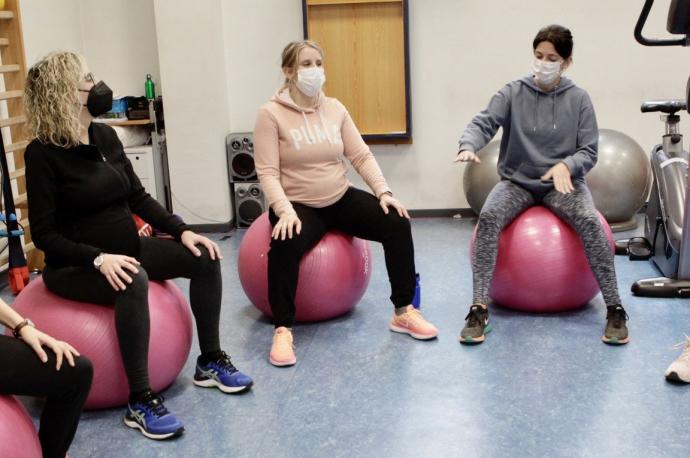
<box><xmin>0</xmin><ymin>335</ymin><xmax>92</xmax><ymax>458</ymax></box>
<box><xmin>268</xmin><ymin>187</ymin><xmax>416</xmax><ymax>328</ymax></box>
<box><xmin>42</xmin><ymin>236</ymin><xmax>222</xmax><ymax>394</ymax></box>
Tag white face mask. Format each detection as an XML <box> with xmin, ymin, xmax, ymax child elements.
<box><xmin>532</xmin><ymin>58</ymin><xmax>562</xmax><ymax>86</ymax></box>
<box><xmin>296</xmin><ymin>66</ymin><xmax>325</xmax><ymax>97</ymax></box>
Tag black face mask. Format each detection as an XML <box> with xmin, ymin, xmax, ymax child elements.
<box><xmin>81</xmin><ymin>81</ymin><xmax>113</xmax><ymax>117</ymax></box>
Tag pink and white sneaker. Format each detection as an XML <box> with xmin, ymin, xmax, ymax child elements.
<box><xmin>270</xmin><ymin>327</ymin><xmax>297</xmax><ymax>367</ymax></box>
<box><xmin>389</xmin><ymin>305</ymin><xmax>438</xmax><ymax>340</ymax></box>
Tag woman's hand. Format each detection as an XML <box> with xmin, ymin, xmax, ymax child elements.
<box><xmin>541</xmin><ymin>162</ymin><xmax>574</xmax><ymax>194</ymax></box>
<box><xmin>272</xmin><ymin>213</ymin><xmax>302</xmax><ymax>240</ymax></box>
<box><xmin>181</xmin><ymin>230</ymin><xmax>222</xmax><ymax>260</ymax></box>
<box><xmin>454</xmin><ymin>150</ymin><xmax>481</xmax><ymax>164</ymax></box>
<box><xmin>19</xmin><ymin>326</ymin><xmax>80</xmax><ymax>370</ymax></box>
<box><xmin>379</xmin><ymin>193</ymin><xmax>410</xmax><ymax>219</ymax></box>
<box><xmin>98</xmin><ymin>254</ymin><xmax>141</xmax><ymax>291</ymax></box>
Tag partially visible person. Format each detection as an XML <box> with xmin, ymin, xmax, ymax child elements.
<box><xmin>455</xmin><ymin>25</ymin><xmax>629</xmax><ymax>345</ymax></box>
<box><xmin>254</xmin><ymin>40</ymin><xmax>438</xmax><ymax>367</ymax></box>
<box><xmin>0</xmin><ymin>297</ymin><xmax>92</xmax><ymax>458</ymax></box>
<box><xmin>24</xmin><ymin>51</ymin><xmax>253</xmax><ymax>440</ymax></box>
<box><xmin>666</xmin><ymin>336</ymin><xmax>690</xmax><ymax>383</ymax></box>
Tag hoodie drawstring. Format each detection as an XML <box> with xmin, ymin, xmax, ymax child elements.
<box><xmin>318</xmin><ymin>109</ymin><xmax>333</xmax><ymax>145</ymax></box>
<box><xmin>301</xmin><ymin>111</ymin><xmax>315</xmax><ymax>144</ymax></box>
<box><xmin>534</xmin><ymin>92</ymin><xmax>538</xmax><ymax>132</ymax></box>
<box><xmin>533</xmin><ymin>89</ymin><xmax>558</xmax><ymax>131</ymax></box>
<box><xmin>273</xmin><ymin>88</ymin><xmax>334</xmax><ymax>145</ymax></box>
<box><xmin>301</xmin><ymin>109</ymin><xmax>333</xmax><ymax>145</ymax></box>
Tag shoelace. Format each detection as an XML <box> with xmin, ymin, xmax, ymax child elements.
<box><xmin>140</xmin><ymin>393</ymin><xmax>169</xmax><ymax>418</ymax></box>
<box><xmin>214</xmin><ymin>351</ymin><xmax>238</xmax><ymax>374</ymax></box>
<box><xmin>606</xmin><ymin>307</ymin><xmax>629</xmax><ymax>328</ymax></box>
<box><xmin>465</xmin><ymin>306</ymin><xmax>486</xmax><ymax>327</ymax></box>
<box><xmin>401</xmin><ymin>308</ymin><xmax>426</xmax><ymax>325</ymax></box>
<box><xmin>274</xmin><ymin>331</ymin><xmax>294</xmax><ymax>350</ymax></box>
<box><xmin>671</xmin><ymin>335</ymin><xmax>690</xmax><ymax>363</ymax></box>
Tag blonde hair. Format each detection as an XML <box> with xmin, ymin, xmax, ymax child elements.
<box><xmin>281</xmin><ymin>40</ymin><xmax>324</xmax><ymax>85</ymax></box>
<box><xmin>24</xmin><ymin>51</ymin><xmax>86</xmax><ymax>148</ymax></box>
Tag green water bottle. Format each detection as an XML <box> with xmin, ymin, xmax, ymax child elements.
<box><xmin>145</xmin><ymin>74</ymin><xmax>155</xmax><ymax>100</ymax></box>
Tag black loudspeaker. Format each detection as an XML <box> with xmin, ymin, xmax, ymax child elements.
<box><xmin>233</xmin><ymin>182</ymin><xmax>265</xmax><ymax>227</ymax></box>
<box><xmin>226</xmin><ymin>132</ymin><xmax>256</xmax><ymax>182</ymax></box>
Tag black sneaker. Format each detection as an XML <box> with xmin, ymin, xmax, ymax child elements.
<box><xmin>602</xmin><ymin>305</ymin><xmax>630</xmax><ymax>345</ymax></box>
<box><xmin>460</xmin><ymin>304</ymin><xmax>491</xmax><ymax>344</ymax></box>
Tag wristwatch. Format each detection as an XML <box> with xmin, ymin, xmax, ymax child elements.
<box><xmin>13</xmin><ymin>318</ymin><xmax>35</xmax><ymax>338</ymax></box>
<box><xmin>93</xmin><ymin>253</ymin><xmax>105</xmax><ymax>271</ymax></box>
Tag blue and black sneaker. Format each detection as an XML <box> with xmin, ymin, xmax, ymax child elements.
<box><xmin>123</xmin><ymin>391</ymin><xmax>184</xmax><ymax>440</ymax></box>
<box><xmin>193</xmin><ymin>351</ymin><xmax>254</xmax><ymax>394</ymax></box>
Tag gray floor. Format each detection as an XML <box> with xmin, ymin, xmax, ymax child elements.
<box><xmin>6</xmin><ymin>215</ymin><xmax>690</xmax><ymax>457</ymax></box>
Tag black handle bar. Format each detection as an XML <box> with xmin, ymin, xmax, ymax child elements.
<box><xmin>641</xmin><ymin>100</ymin><xmax>687</xmax><ymax>113</ymax></box>
<box><xmin>635</xmin><ymin>0</ymin><xmax>687</xmax><ymax>46</ymax></box>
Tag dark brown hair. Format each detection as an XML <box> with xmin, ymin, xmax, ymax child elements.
<box><xmin>533</xmin><ymin>25</ymin><xmax>573</xmax><ymax>60</ymax></box>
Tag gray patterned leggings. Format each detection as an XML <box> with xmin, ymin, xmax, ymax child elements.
<box><xmin>473</xmin><ymin>180</ymin><xmax>621</xmax><ymax>307</ymax></box>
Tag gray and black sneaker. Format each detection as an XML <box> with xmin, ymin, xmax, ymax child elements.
<box><xmin>460</xmin><ymin>304</ymin><xmax>491</xmax><ymax>344</ymax></box>
<box><xmin>602</xmin><ymin>305</ymin><xmax>630</xmax><ymax>345</ymax></box>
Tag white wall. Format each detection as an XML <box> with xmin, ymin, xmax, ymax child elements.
<box><xmin>154</xmin><ymin>0</ymin><xmax>233</xmax><ymax>224</ymax></box>
<box><xmin>78</xmin><ymin>0</ymin><xmax>160</xmax><ymax>98</ymax></box>
<box><xmin>221</xmin><ymin>0</ymin><xmax>690</xmax><ymax>210</ymax></box>
<box><xmin>20</xmin><ymin>0</ymin><xmax>690</xmax><ymax>216</ymax></box>
<box><xmin>21</xmin><ymin>0</ymin><xmax>83</xmax><ymax>65</ymax></box>
<box><xmin>223</xmin><ymin>0</ymin><xmax>303</xmax><ymax>132</ymax></box>
<box><xmin>22</xmin><ymin>0</ymin><xmax>223</xmax><ymax>225</ymax></box>
<box><xmin>21</xmin><ymin>0</ymin><xmax>159</xmax><ymax>97</ymax></box>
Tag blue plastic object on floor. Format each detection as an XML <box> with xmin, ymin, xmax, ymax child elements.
<box><xmin>412</xmin><ymin>273</ymin><xmax>421</xmax><ymax>309</ymax></box>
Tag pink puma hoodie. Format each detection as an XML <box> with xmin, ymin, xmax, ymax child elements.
<box><xmin>254</xmin><ymin>87</ymin><xmax>391</xmax><ymax>218</ymax></box>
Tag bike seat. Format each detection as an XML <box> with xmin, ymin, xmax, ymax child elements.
<box><xmin>641</xmin><ymin>99</ymin><xmax>687</xmax><ymax>114</ymax></box>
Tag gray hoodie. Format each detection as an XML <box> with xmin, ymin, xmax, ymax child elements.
<box><xmin>459</xmin><ymin>75</ymin><xmax>598</xmax><ymax>194</ymax></box>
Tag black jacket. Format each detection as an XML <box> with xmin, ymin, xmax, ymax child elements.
<box><xmin>25</xmin><ymin>122</ymin><xmax>188</xmax><ymax>268</ymax></box>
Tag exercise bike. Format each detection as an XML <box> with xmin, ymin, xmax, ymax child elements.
<box><xmin>617</xmin><ymin>0</ymin><xmax>690</xmax><ymax>297</ymax></box>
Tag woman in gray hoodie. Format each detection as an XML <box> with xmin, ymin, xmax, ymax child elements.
<box><xmin>455</xmin><ymin>25</ymin><xmax>629</xmax><ymax>345</ymax></box>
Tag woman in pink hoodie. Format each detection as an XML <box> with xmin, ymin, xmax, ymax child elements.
<box><xmin>254</xmin><ymin>40</ymin><xmax>438</xmax><ymax>366</ymax></box>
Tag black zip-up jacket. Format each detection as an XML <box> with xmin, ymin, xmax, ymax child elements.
<box><xmin>25</xmin><ymin>122</ymin><xmax>188</xmax><ymax>268</ymax></box>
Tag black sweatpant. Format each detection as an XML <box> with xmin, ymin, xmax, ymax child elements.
<box><xmin>0</xmin><ymin>335</ymin><xmax>93</xmax><ymax>458</ymax></box>
<box><xmin>42</xmin><ymin>236</ymin><xmax>222</xmax><ymax>394</ymax></box>
<box><xmin>268</xmin><ymin>187</ymin><xmax>416</xmax><ymax>328</ymax></box>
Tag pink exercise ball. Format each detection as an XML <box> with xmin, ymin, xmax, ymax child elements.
<box><xmin>471</xmin><ymin>206</ymin><xmax>615</xmax><ymax>312</ymax></box>
<box><xmin>9</xmin><ymin>278</ymin><xmax>193</xmax><ymax>410</ymax></box>
<box><xmin>0</xmin><ymin>396</ymin><xmax>42</xmax><ymax>458</ymax></box>
<box><xmin>238</xmin><ymin>212</ymin><xmax>372</xmax><ymax>322</ymax></box>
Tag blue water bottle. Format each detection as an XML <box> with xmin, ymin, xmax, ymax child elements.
<box><xmin>412</xmin><ymin>273</ymin><xmax>421</xmax><ymax>309</ymax></box>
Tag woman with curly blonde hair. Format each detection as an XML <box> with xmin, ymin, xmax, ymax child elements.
<box><xmin>24</xmin><ymin>51</ymin><xmax>254</xmax><ymax>441</ymax></box>
<box><xmin>24</xmin><ymin>51</ymin><xmax>85</xmax><ymax>147</ymax></box>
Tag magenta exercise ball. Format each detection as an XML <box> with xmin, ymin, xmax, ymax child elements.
<box><xmin>9</xmin><ymin>278</ymin><xmax>193</xmax><ymax>410</ymax></box>
<box><xmin>238</xmin><ymin>212</ymin><xmax>372</xmax><ymax>322</ymax></box>
<box><xmin>471</xmin><ymin>206</ymin><xmax>615</xmax><ymax>312</ymax></box>
<box><xmin>0</xmin><ymin>396</ymin><xmax>42</xmax><ymax>458</ymax></box>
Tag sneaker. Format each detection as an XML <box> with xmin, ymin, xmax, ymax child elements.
<box><xmin>270</xmin><ymin>327</ymin><xmax>296</xmax><ymax>367</ymax></box>
<box><xmin>389</xmin><ymin>305</ymin><xmax>438</xmax><ymax>340</ymax></box>
<box><xmin>193</xmin><ymin>351</ymin><xmax>254</xmax><ymax>393</ymax></box>
<box><xmin>123</xmin><ymin>391</ymin><xmax>184</xmax><ymax>440</ymax></box>
<box><xmin>460</xmin><ymin>304</ymin><xmax>491</xmax><ymax>344</ymax></box>
<box><xmin>665</xmin><ymin>336</ymin><xmax>690</xmax><ymax>383</ymax></box>
<box><xmin>602</xmin><ymin>305</ymin><xmax>630</xmax><ymax>345</ymax></box>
